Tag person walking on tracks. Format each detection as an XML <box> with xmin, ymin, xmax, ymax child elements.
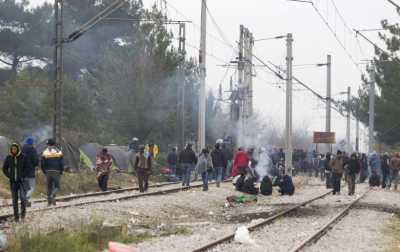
<box><xmin>167</xmin><ymin>147</ymin><xmax>178</xmax><ymax>177</ymax></box>
<box><xmin>347</xmin><ymin>153</ymin><xmax>360</xmax><ymax>195</ymax></box>
<box><xmin>329</xmin><ymin>151</ymin><xmax>344</xmax><ymax>195</ymax></box>
<box><xmin>381</xmin><ymin>153</ymin><xmax>391</xmax><ymax>189</ymax></box>
<box><xmin>195</xmin><ymin>148</ymin><xmax>213</xmax><ymax>191</ymax></box>
<box><xmin>22</xmin><ymin>136</ymin><xmax>39</xmax><ymax>207</ymax></box>
<box><xmin>3</xmin><ymin>143</ymin><xmax>32</xmax><ymax>221</ymax></box>
<box><xmin>41</xmin><ymin>139</ymin><xmax>64</xmax><ymax>206</ymax></box>
<box><xmin>390</xmin><ymin>153</ymin><xmax>400</xmax><ymax>190</ymax></box>
<box><xmin>211</xmin><ymin>143</ymin><xmax>227</xmax><ymax>187</ymax></box>
<box><xmin>178</xmin><ymin>143</ymin><xmax>197</xmax><ymax>187</ymax></box>
<box><xmin>96</xmin><ymin>148</ymin><xmax>113</xmax><ymax>192</ymax></box>
<box><xmin>134</xmin><ymin>145</ymin><xmax>152</xmax><ymax>193</ymax></box>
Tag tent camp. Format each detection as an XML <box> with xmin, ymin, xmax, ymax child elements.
<box><xmin>80</xmin><ymin>143</ymin><xmax>134</xmax><ymax>172</ymax></box>
<box><xmin>80</xmin><ymin>143</ymin><xmax>102</xmax><ymax>170</ymax></box>
<box><xmin>106</xmin><ymin>145</ymin><xmax>134</xmax><ymax>172</ymax></box>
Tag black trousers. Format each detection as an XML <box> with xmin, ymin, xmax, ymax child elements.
<box><xmin>137</xmin><ymin>169</ymin><xmax>149</xmax><ymax>193</ymax></box>
<box><xmin>11</xmin><ymin>182</ymin><xmax>27</xmax><ymax>221</ymax></box>
<box><xmin>332</xmin><ymin>173</ymin><xmax>342</xmax><ymax>194</ymax></box>
<box><xmin>98</xmin><ymin>174</ymin><xmax>109</xmax><ymax>192</ymax></box>
<box><xmin>46</xmin><ymin>170</ymin><xmax>61</xmax><ymax>204</ymax></box>
<box><xmin>382</xmin><ymin>169</ymin><xmax>390</xmax><ymax>188</ymax></box>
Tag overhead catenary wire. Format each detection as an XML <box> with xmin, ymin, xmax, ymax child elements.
<box><xmin>310</xmin><ymin>3</ymin><xmax>363</xmax><ymax>73</ymax></box>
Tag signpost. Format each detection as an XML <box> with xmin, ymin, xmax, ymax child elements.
<box><xmin>313</xmin><ymin>132</ymin><xmax>336</xmax><ymax>153</ymax></box>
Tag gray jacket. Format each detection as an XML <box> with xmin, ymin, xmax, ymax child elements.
<box><xmin>195</xmin><ymin>153</ymin><xmax>213</xmax><ymax>174</ymax></box>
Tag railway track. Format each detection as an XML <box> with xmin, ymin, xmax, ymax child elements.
<box><xmin>0</xmin><ymin>180</ymin><xmax>230</xmax><ymax>222</ymax></box>
<box><xmin>193</xmin><ymin>188</ymin><xmax>370</xmax><ymax>252</ymax></box>
<box><xmin>192</xmin><ymin>189</ymin><xmax>333</xmax><ymax>252</ymax></box>
<box><xmin>0</xmin><ymin>181</ymin><xmax>180</xmax><ymax>209</ymax></box>
<box><xmin>289</xmin><ymin>189</ymin><xmax>370</xmax><ymax>252</ymax></box>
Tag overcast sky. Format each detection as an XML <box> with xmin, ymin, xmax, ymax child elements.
<box><xmin>31</xmin><ymin>0</ymin><xmax>399</xmax><ymax>151</ymax></box>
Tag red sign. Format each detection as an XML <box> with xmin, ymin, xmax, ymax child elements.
<box><xmin>313</xmin><ymin>132</ymin><xmax>336</xmax><ymax>144</ymax></box>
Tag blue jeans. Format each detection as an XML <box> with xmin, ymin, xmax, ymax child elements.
<box><xmin>169</xmin><ymin>164</ymin><xmax>177</xmax><ymax>176</ymax></box>
<box><xmin>201</xmin><ymin>171</ymin><xmax>208</xmax><ymax>189</ymax></box>
<box><xmin>182</xmin><ymin>163</ymin><xmax>193</xmax><ymax>186</ymax></box>
<box><xmin>215</xmin><ymin>167</ymin><xmax>224</xmax><ymax>183</ymax></box>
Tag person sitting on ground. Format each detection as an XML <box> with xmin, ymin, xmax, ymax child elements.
<box><xmin>234</xmin><ymin>170</ymin><xmax>246</xmax><ymax>192</ymax></box>
<box><xmin>369</xmin><ymin>170</ymin><xmax>381</xmax><ymax>187</ymax></box>
<box><xmin>260</xmin><ymin>175</ymin><xmax>273</xmax><ymax>196</ymax></box>
<box><xmin>242</xmin><ymin>175</ymin><xmax>259</xmax><ymax>195</ymax></box>
<box><xmin>273</xmin><ymin>174</ymin><xmax>295</xmax><ymax>196</ymax></box>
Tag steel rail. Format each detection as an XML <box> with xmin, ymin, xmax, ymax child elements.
<box><xmin>0</xmin><ymin>180</ymin><xmax>231</xmax><ymax>222</ymax></box>
<box><xmin>192</xmin><ymin>190</ymin><xmax>333</xmax><ymax>252</ymax></box>
<box><xmin>289</xmin><ymin>189</ymin><xmax>371</xmax><ymax>252</ymax></box>
<box><xmin>0</xmin><ymin>181</ymin><xmax>181</xmax><ymax>208</ymax></box>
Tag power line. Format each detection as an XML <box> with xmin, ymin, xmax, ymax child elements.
<box><xmin>329</xmin><ymin>0</ymin><xmax>353</xmax><ymax>34</ymax></box>
<box><xmin>204</xmin><ymin>3</ymin><xmax>234</xmax><ymax>49</ymax></box>
<box><xmin>310</xmin><ymin>3</ymin><xmax>363</xmax><ymax>73</ymax></box>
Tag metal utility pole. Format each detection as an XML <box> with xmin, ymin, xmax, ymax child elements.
<box><xmin>248</xmin><ymin>34</ymin><xmax>254</xmax><ymax>117</ymax></box>
<box><xmin>238</xmin><ymin>25</ymin><xmax>245</xmax><ymax>144</ymax></box>
<box><xmin>368</xmin><ymin>65</ymin><xmax>375</xmax><ymax>155</ymax></box>
<box><xmin>325</xmin><ymin>54</ymin><xmax>332</xmax><ymax>151</ymax></box>
<box><xmin>178</xmin><ymin>23</ymin><xmax>186</xmax><ymax>150</ymax></box>
<box><xmin>198</xmin><ymin>0</ymin><xmax>207</xmax><ymax>151</ymax></box>
<box><xmin>285</xmin><ymin>33</ymin><xmax>293</xmax><ymax>176</ymax></box>
<box><xmin>53</xmin><ymin>0</ymin><xmax>64</xmax><ymax>145</ymax></box>
<box><xmin>356</xmin><ymin>94</ymin><xmax>360</xmax><ymax>152</ymax></box>
<box><xmin>346</xmin><ymin>86</ymin><xmax>351</xmax><ymax>153</ymax></box>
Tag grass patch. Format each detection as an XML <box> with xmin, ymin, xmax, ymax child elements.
<box><xmin>6</xmin><ymin>219</ymin><xmax>152</xmax><ymax>252</ymax></box>
<box><xmin>0</xmin><ymin>170</ymin><xmax>135</xmax><ymax>199</ymax></box>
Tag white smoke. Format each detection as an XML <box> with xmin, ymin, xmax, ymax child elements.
<box><xmin>254</xmin><ymin>146</ymin><xmax>273</xmax><ymax>181</ymax></box>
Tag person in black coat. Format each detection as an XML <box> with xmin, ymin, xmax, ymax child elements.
<box><xmin>381</xmin><ymin>153</ymin><xmax>391</xmax><ymax>188</ymax></box>
<box><xmin>178</xmin><ymin>144</ymin><xmax>197</xmax><ymax>186</ymax></box>
<box><xmin>369</xmin><ymin>170</ymin><xmax>381</xmax><ymax>187</ymax></box>
<box><xmin>273</xmin><ymin>175</ymin><xmax>295</xmax><ymax>196</ymax></box>
<box><xmin>346</xmin><ymin>153</ymin><xmax>360</xmax><ymax>195</ymax></box>
<box><xmin>167</xmin><ymin>148</ymin><xmax>178</xmax><ymax>177</ymax></box>
<box><xmin>242</xmin><ymin>176</ymin><xmax>259</xmax><ymax>195</ymax></box>
<box><xmin>211</xmin><ymin>143</ymin><xmax>227</xmax><ymax>187</ymax></box>
<box><xmin>21</xmin><ymin>137</ymin><xmax>39</xmax><ymax>206</ymax></box>
<box><xmin>260</xmin><ymin>176</ymin><xmax>273</xmax><ymax>196</ymax></box>
<box><xmin>3</xmin><ymin>143</ymin><xmax>32</xmax><ymax>221</ymax></box>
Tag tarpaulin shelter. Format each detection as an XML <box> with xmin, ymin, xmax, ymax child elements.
<box><xmin>80</xmin><ymin>142</ymin><xmax>102</xmax><ymax>170</ymax></box>
<box><xmin>106</xmin><ymin>145</ymin><xmax>135</xmax><ymax>172</ymax></box>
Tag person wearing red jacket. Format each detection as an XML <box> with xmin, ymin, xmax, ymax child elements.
<box><xmin>231</xmin><ymin>147</ymin><xmax>250</xmax><ymax>177</ymax></box>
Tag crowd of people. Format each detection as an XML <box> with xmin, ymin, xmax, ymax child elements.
<box><xmin>2</xmin><ymin>138</ymin><xmax>63</xmax><ymax>221</ymax></box>
<box><xmin>3</xmin><ymin>135</ymin><xmax>400</xmax><ymax>222</ymax></box>
<box><xmin>165</xmin><ymin>142</ymin><xmax>295</xmax><ymax>196</ymax></box>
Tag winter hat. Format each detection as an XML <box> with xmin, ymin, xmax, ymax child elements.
<box><xmin>47</xmin><ymin>139</ymin><xmax>56</xmax><ymax>146</ymax></box>
<box><xmin>26</xmin><ymin>136</ymin><xmax>34</xmax><ymax>145</ymax></box>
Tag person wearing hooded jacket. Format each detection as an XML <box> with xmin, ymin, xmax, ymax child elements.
<box><xmin>3</xmin><ymin>143</ymin><xmax>32</xmax><ymax>221</ymax></box>
<box><xmin>22</xmin><ymin>136</ymin><xmax>39</xmax><ymax>206</ymax></box>
<box><xmin>41</xmin><ymin>139</ymin><xmax>64</xmax><ymax>206</ymax></box>
<box><xmin>346</xmin><ymin>153</ymin><xmax>360</xmax><ymax>195</ymax></box>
